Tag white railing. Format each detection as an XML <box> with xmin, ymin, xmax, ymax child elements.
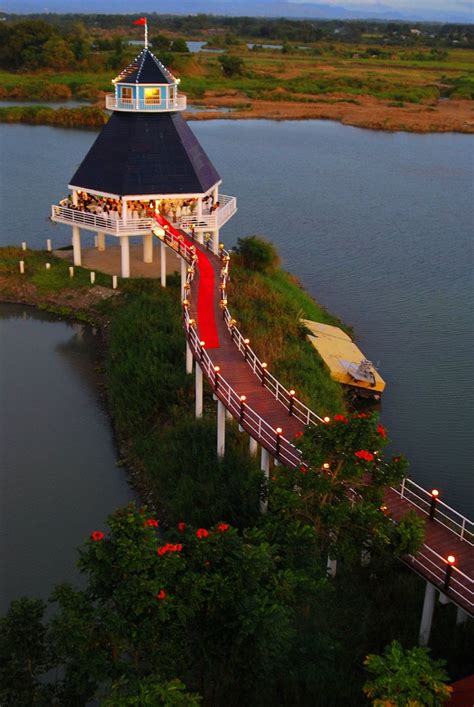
<box><xmin>180</xmin><ymin>195</ymin><xmax>237</xmax><ymax>231</ymax></box>
<box><xmin>405</xmin><ymin>544</ymin><xmax>473</xmax><ymax>612</ymax></box>
<box><xmin>392</xmin><ymin>478</ymin><xmax>474</xmax><ymax>545</ymax></box>
<box><xmin>51</xmin><ymin>205</ymin><xmax>152</xmax><ymax>235</ymax></box>
<box><xmin>51</xmin><ymin>197</ymin><xmax>237</xmax><ymax>236</ymax></box>
<box><xmin>105</xmin><ymin>93</ymin><xmax>187</xmax><ymax>112</ymax></box>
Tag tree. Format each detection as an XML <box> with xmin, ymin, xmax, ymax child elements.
<box><xmin>235</xmin><ymin>235</ymin><xmax>279</xmax><ymax>272</ymax></box>
<box><xmin>270</xmin><ymin>412</ymin><xmax>423</xmax><ymax>562</ymax></box>
<box><xmin>103</xmin><ymin>677</ymin><xmax>201</xmax><ymax>705</ymax></box>
<box><xmin>0</xmin><ymin>597</ymin><xmax>54</xmax><ymax>705</ymax></box>
<box><xmin>152</xmin><ymin>34</ymin><xmax>171</xmax><ymax>51</ymax></box>
<box><xmin>42</xmin><ymin>36</ymin><xmax>75</xmax><ymax>70</ymax></box>
<box><xmin>170</xmin><ymin>38</ymin><xmax>189</xmax><ymax>53</ymax></box>
<box><xmin>363</xmin><ymin>640</ymin><xmax>452</xmax><ymax>706</ymax></box>
<box><xmin>0</xmin><ymin>20</ymin><xmax>57</xmax><ymax>70</ymax></box>
<box><xmin>218</xmin><ymin>54</ymin><xmax>244</xmax><ymax>77</ymax></box>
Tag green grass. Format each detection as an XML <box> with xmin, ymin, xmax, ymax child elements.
<box><xmin>229</xmin><ymin>260</ymin><xmax>347</xmax><ymax>415</ymax></box>
<box><xmin>0</xmin><ymin>246</ymin><xmax>112</xmax><ymax>292</ymax></box>
<box><xmin>0</xmin><ymin>105</ymin><xmax>107</xmax><ymax>128</ymax></box>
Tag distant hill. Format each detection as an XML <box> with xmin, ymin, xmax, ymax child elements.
<box><xmin>5</xmin><ymin>0</ymin><xmax>473</xmax><ymax>24</ymax></box>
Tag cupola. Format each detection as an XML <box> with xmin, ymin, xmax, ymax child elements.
<box><xmin>106</xmin><ymin>47</ymin><xmax>186</xmax><ymax>113</ymax></box>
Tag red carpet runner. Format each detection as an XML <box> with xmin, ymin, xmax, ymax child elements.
<box><xmin>154</xmin><ymin>215</ymin><xmax>219</xmax><ymax>349</ymax></box>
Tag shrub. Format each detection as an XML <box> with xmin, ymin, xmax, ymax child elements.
<box><xmin>219</xmin><ymin>54</ymin><xmax>244</xmax><ymax>77</ymax></box>
<box><xmin>234</xmin><ymin>235</ymin><xmax>279</xmax><ymax>273</ymax></box>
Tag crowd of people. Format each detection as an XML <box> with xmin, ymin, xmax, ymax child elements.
<box><xmin>60</xmin><ymin>192</ymin><xmax>220</xmax><ymax>223</ymax></box>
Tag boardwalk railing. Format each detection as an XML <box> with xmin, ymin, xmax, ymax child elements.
<box><xmin>180</xmin><ymin>194</ymin><xmax>237</xmax><ymax>231</ymax></box>
<box><xmin>392</xmin><ymin>478</ymin><xmax>474</xmax><ymax>545</ymax></box>
<box><xmin>405</xmin><ymin>544</ymin><xmax>474</xmax><ymax>609</ymax></box>
<box><xmin>105</xmin><ymin>93</ymin><xmax>187</xmax><ymax>112</ymax></box>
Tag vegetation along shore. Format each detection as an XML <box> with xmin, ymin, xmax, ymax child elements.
<box><xmin>1</xmin><ymin>241</ymin><xmax>472</xmax><ymax>704</ymax></box>
<box><xmin>0</xmin><ymin>15</ymin><xmax>473</xmax><ymax>133</ymax></box>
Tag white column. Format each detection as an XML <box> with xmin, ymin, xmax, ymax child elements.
<box><xmin>196</xmin><ymin>230</ymin><xmax>204</xmax><ymax>244</ymax></box>
<box><xmin>217</xmin><ymin>400</ymin><xmax>226</xmax><ymax>457</ymax></box>
<box><xmin>120</xmin><ymin>236</ymin><xmax>130</xmax><ymax>278</ymax></box>
<box><xmin>160</xmin><ymin>241</ymin><xmax>167</xmax><ymax>288</ymax></box>
<box><xmin>181</xmin><ymin>257</ymin><xmax>187</xmax><ymax>298</ymax></box>
<box><xmin>197</xmin><ymin>198</ymin><xmax>203</xmax><ymax>218</ymax></box>
<box><xmin>122</xmin><ymin>199</ymin><xmax>128</xmax><ymax>222</ymax></box>
<box><xmin>143</xmin><ymin>233</ymin><xmax>153</xmax><ymax>263</ymax></box>
<box><xmin>249</xmin><ymin>436</ymin><xmax>258</xmax><ymax>456</ymax></box>
<box><xmin>213</xmin><ymin>185</ymin><xmax>219</xmax><ymax>204</ymax></box>
<box><xmin>72</xmin><ymin>190</ymin><xmax>78</xmax><ymax>206</ymax></box>
<box><xmin>186</xmin><ymin>341</ymin><xmax>193</xmax><ymax>374</ymax></box>
<box><xmin>212</xmin><ymin>229</ymin><xmax>219</xmax><ymax>255</ymax></box>
<box><xmin>260</xmin><ymin>447</ymin><xmax>270</xmax><ymax>514</ymax></box>
<box><xmin>72</xmin><ymin>226</ymin><xmax>81</xmax><ymax>266</ymax></box>
<box><xmin>456</xmin><ymin>607</ymin><xmax>468</xmax><ymax>625</ymax></box>
<box><xmin>195</xmin><ymin>363</ymin><xmax>203</xmax><ymax>419</ymax></box>
<box><xmin>438</xmin><ymin>592</ymin><xmax>450</xmax><ymax>605</ymax></box>
<box><xmin>419</xmin><ymin>582</ymin><xmax>436</xmax><ymax>646</ymax></box>
<box><xmin>97</xmin><ymin>232</ymin><xmax>106</xmax><ymax>251</ymax></box>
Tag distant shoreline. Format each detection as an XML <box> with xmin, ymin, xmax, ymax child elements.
<box><xmin>0</xmin><ymin>96</ymin><xmax>472</xmax><ymax>134</ymax></box>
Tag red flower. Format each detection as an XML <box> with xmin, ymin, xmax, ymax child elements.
<box><xmin>334</xmin><ymin>414</ymin><xmax>348</xmax><ymax>423</ymax></box>
<box><xmin>392</xmin><ymin>456</ymin><xmax>401</xmax><ymax>464</ymax></box>
<box><xmin>355</xmin><ymin>412</ymin><xmax>368</xmax><ymax>419</ymax></box>
<box><xmin>90</xmin><ymin>531</ymin><xmax>104</xmax><ymax>542</ymax></box>
<box><xmin>157</xmin><ymin>543</ymin><xmax>183</xmax><ymax>556</ymax></box>
<box><xmin>299</xmin><ymin>464</ymin><xmax>308</xmax><ymax>475</ymax></box>
<box><xmin>354</xmin><ymin>450</ymin><xmax>375</xmax><ymax>462</ymax></box>
<box><xmin>177</xmin><ymin>521</ymin><xmax>186</xmax><ymax>532</ymax></box>
<box><xmin>144</xmin><ymin>518</ymin><xmax>159</xmax><ymax>527</ymax></box>
<box><xmin>294</xmin><ymin>431</ymin><xmax>304</xmax><ymax>439</ymax></box>
<box><xmin>217</xmin><ymin>522</ymin><xmax>229</xmax><ymax>533</ymax></box>
<box><xmin>196</xmin><ymin>528</ymin><xmax>209</xmax><ymax>539</ymax></box>
<box><xmin>156</xmin><ymin>590</ymin><xmax>166</xmax><ymax>600</ymax></box>
<box><xmin>377</xmin><ymin>424</ymin><xmax>387</xmax><ymax>439</ymax></box>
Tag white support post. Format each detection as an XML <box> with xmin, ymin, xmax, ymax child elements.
<box><xmin>226</xmin><ymin>409</ymin><xmax>233</xmax><ymax>421</ymax></box>
<box><xmin>419</xmin><ymin>582</ymin><xmax>436</xmax><ymax>646</ymax></box>
<box><xmin>72</xmin><ymin>226</ymin><xmax>81</xmax><ymax>266</ymax></box>
<box><xmin>72</xmin><ymin>190</ymin><xmax>78</xmax><ymax>206</ymax></box>
<box><xmin>212</xmin><ymin>229</ymin><xmax>219</xmax><ymax>255</ymax></box>
<box><xmin>260</xmin><ymin>447</ymin><xmax>270</xmax><ymax>514</ymax></box>
<box><xmin>249</xmin><ymin>436</ymin><xmax>258</xmax><ymax>456</ymax></box>
<box><xmin>122</xmin><ymin>199</ymin><xmax>128</xmax><ymax>222</ymax></box>
<box><xmin>217</xmin><ymin>400</ymin><xmax>226</xmax><ymax>457</ymax></box>
<box><xmin>120</xmin><ymin>236</ymin><xmax>130</xmax><ymax>278</ymax></box>
<box><xmin>456</xmin><ymin>607</ymin><xmax>468</xmax><ymax>625</ymax></box>
<box><xmin>180</xmin><ymin>257</ymin><xmax>187</xmax><ymax>298</ymax></box>
<box><xmin>143</xmin><ymin>233</ymin><xmax>153</xmax><ymax>263</ymax></box>
<box><xmin>196</xmin><ymin>230</ymin><xmax>204</xmax><ymax>244</ymax></box>
<box><xmin>97</xmin><ymin>232</ymin><xmax>106</xmax><ymax>252</ymax></box>
<box><xmin>439</xmin><ymin>592</ymin><xmax>450</xmax><ymax>606</ymax></box>
<box><xmin>195</xmin><ymin>363</ymin><xmax>203</xmax><ymax>419</ymax></box>
<box><xmin>160</xmin><ymin>241</ymin><xmax>167</xmax><ymax>288</ymax></box>
<box><xmin>197</xmin><ymin>197</ymin><xmax>203</xmax><ymax>218</ymax></box>
<box><xmin>213</xmin><ymin>185</ymin><xmax>219</xmax><ymax>204</ymax></box>
<box><xmin>186</xmin><ymin>341</ymin><xmax>193</xmax><ymax>374</ymax></box>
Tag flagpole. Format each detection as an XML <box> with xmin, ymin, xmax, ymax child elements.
<box><xmin>145</xmin><ymin>20</ymin><xmax>148</xmax><ymax>49</ymax></box>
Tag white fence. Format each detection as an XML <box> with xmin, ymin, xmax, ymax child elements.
<box><xmin>105</xmin><ymin>93</ymin><xmax>187</xmax><ymax>112</ymax></box>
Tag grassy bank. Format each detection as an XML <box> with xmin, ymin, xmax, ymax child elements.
<box><xmin>0</xmin><ymin>104</ymin><xmax>107</xmax><ymax>128</ymax></box>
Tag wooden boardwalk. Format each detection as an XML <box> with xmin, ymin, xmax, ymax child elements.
<box><xmin>155</xmin><ymin>219</ymin><xmax>474</xmax><ymax>617</ymax></box>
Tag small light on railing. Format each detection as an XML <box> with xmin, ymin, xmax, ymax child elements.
<box><xmin>188</xmin><ymin>319</ymin><xmax>196</xmax><ymax>327</ymax></box>
<box><xmin>275</xmin><ymin>427</ymin><xmax>282</xmax><ymax>457</ymax></box>
<box><xmin>199</xmin><ymin>340</ymin><xmax>206</xmax><ymax>360</ymax></box>
<box><xmin>429</xmin><ymin>488</ymin><xmax>440</xmax><ymax>521</ymax></box>
<box><xmin>200</xmin><ymin>340</ymin><xmax>206</xmax><ymax>347</ymax></box>
<box><xmin>322</xmin><ymin>462</ymin><xmax>330</xmax><ymax>470</ymax></box>
<box><xmin>243</xmin><ymin>338</ymin><xmax>250</xmax><ymax>361</ymax></box>
<box><xmin>288</xmin><ymin>389</ymin><xmax>296</xmax><ymax>416</ymax></box>
<box><xmin>323</xmin><ymin>416</ymin><xmax>331</xmax><ymax>423</ymax></box>
<box><xmin>182</xmin><ymin>299</ymin><xmax>190</xmax><ymax>308</ymax></box>
<box><xmin>244</xmin><ymin>338</ymin><xmax>250</xmax><ymax>345</ymax></box>
<box><xmin>444</xmin><ymin>555</ymin><xmax>456</xmax><ymax>591</ymax></box>
<box><xmin>239</xmin><ymin>394</ymin><xmax>246</xmax><ymax>423</ymax></box>
<box><xmin>380</xmin><ymin>504</ymin><xmax>388</xmax><ymax>514</ymax></box>
<box><xmin>187</xmin><ymin>266</ymin><xmax>194</xmax><ymax>274</ymax></box>
<box><xmin>261</xmin><ymin>362</ymin><xmax>268</xmax><ymax>387</ymax></box>
<box><xmin>214</xmin><ymin>365</ymin><xmax>220</xmax><ymax>392</ymax></box>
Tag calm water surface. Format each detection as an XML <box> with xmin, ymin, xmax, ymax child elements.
<box><xmin>0</xmin><ymin>304</ymin><xmax>132</xmax><ymax>610</ymax></box>
<box><xmin>0</xmin><ymin>121</ymin><xmax>472</xmax><ymax>516</ymax></box>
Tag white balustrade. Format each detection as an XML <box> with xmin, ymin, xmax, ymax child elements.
<box><xmin>105</xmin><ymin>93</ymin><xmax>187</xmax><ymax>112</ymax></box>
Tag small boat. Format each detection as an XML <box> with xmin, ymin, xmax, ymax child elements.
<box><xmin>301</xmin><ymin>319</ymin><xmax>386</xmax><ymax>400</ymax></box>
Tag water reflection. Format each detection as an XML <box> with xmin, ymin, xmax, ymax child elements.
<box><xmin>0</xmin><ymin>304</ymin><xmax>132</xmax><ymax>611</ymax></box>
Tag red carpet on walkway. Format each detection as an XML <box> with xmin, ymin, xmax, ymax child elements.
<box><xmin>154</xmin><ymin>215</ymin><xmax>219</xmax><ymax>349</ymax></box>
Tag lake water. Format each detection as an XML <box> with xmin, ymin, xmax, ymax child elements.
<box><xmin>0</xmin><ymin>304</ymin><xmax>132</xmax><ymax>611</ymax></box>
<box><xmin>0</xmin><ymin>120</ymin><xmax>472</xmax><ymax>517</ymax></box>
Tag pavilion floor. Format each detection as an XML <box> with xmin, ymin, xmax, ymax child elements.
<box><xmin>54</xmin><ymin>244</ymin><xmax>181</xmax><ymax>279</ymax></box>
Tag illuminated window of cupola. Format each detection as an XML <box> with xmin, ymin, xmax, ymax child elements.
<box><xmin>121</xmin><ymin>87</ymin><xmax>133</xmax><ymax>103</ymax></box>
<box><xmin>144</xmin><ymin>87</ymin><xmax>161</xmax><ymax>103</ymax></box>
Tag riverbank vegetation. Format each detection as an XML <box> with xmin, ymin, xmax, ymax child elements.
<box><xmin>1</xmin><ymin>243</ymin><xmax>473</xmax><ymax>704</ymax></box>
<box><xmin>0</xmin><ymin>17</ymin><xmax>472</xmax><ymax>133</ymax></box>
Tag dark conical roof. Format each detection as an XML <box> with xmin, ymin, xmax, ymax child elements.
<box><xmin>69</xmin><ymin>111</ymin><xmax>220</xmax><ymax>197</ymax></box>
<box><xmin>114</xmin><ymin>48</ymin><xmax>175</xmax><ymax>85</ymax></box>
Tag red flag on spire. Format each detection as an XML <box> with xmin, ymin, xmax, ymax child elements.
<box><xmin>133</xmin><ymin>17</ymin><xmax>147</xmax><ymax>25</ymax></box>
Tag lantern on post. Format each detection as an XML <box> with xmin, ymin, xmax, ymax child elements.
<box><xmin>323</xmin><ymin>416</ymin><xmax>330</xmax><ymax>423</ymax></box>
<box><xmin>243</xmin><ymin>338</ymin><xmax>250</xmax><ymax>361</ymax></box>
<box><xmin>214</xmin><ymin>365</ymin><xmax>220</xmax><ymax>392</ymax></box>
<box><xmin>240</xmin><ymin>395</ymin><xmax>246</xmax><ymax>423</ymax></box>
<box><xmin>429</xmin><ymin>489</ymin><xmax>439</xmax><ymax>521</ymax></box>
<box><xmin>288</xmin><ymin>389</ymin><xmax>296</xmax><ymax>416</ymax></box>
<box><xmin>260</xmin><ymin>362</ymin><xmax>268</xmax><ymax>387</ymax></box>
<box><xmin>275</xmin><ymin>427</ymin><xmax>282</xmax><ymax>457</ymax></box>
<box><xmin>444</xmin><ymin>555</ymin><xmax>456</xmax><ymax>591</ymax></box>
<box><xmin>199</xmin><ymin>340</ymin><xmax>206</xmax><ymax>361</ymax></box>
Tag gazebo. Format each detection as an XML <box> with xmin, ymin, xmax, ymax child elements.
<box><xmin>51</xmin><ymin>46</ymin><xmax>236</xmax><ymax>277</ymax></box>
